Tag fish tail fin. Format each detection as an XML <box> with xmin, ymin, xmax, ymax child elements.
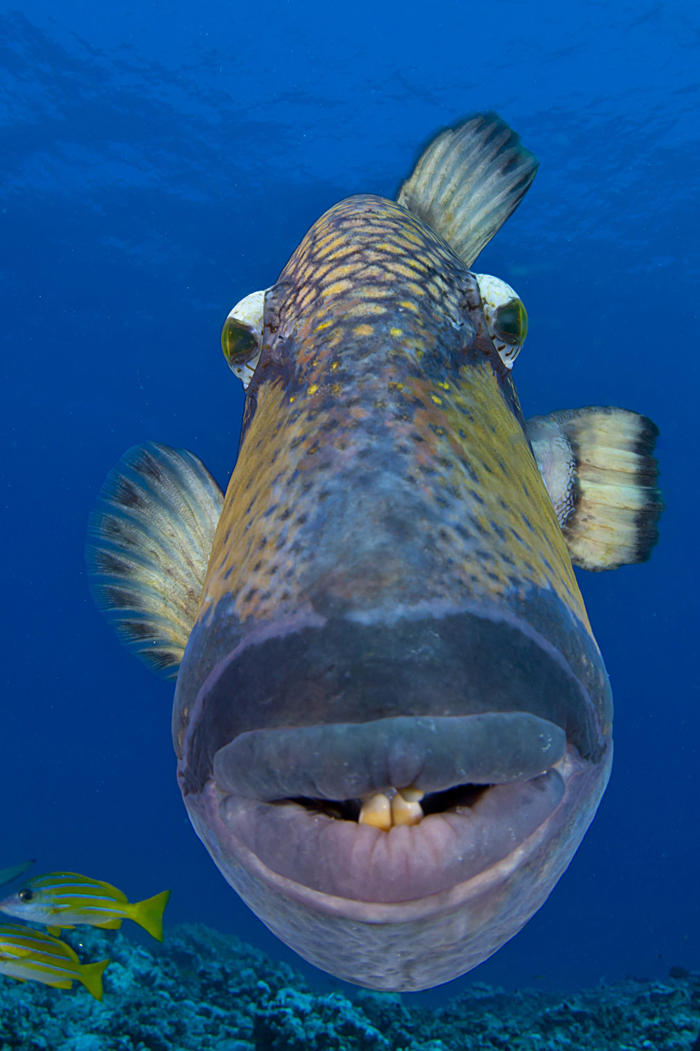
<box><xmin>78</xmin><ymin>958</ymin><xmax>110</xmax><ymax>1000</ymax></box>
<box><xmin>86</xmin><ymin>443</ymin><xmax>224</xmax><ymax>677</ymax></box>
<box><xmin>397</xmin><ymin>112</ymin><xmax>538</xmax><ymax>268</ymax></box>
<box><xmin>526</xmin><ymin>407</ymin><xmax>663</xmax><ymax>570</ymax></box>
<box><xmin>128</xmin><ymin>889</ymin><xmax>171</xmax><ymax>941</ymax></box>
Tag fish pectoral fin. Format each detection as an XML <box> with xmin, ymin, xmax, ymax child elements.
<box><xmin>86</xmin><ymin>443</ymin><xmax>224</xmax><ymax>677</ymax></box>
<box><xmin>526</xmin><ymin>407</ymin><xmax>663</xmax><ymax>570</ymax></box>
<box><xmin>396</xmin><ymin>112</ymin><xmax>538</xmax><ymax>269</ymax></box>
<box><xmin>47</xmin><ymin>924</ymin><xmax>64</xmax><ymax>936</ymax></box>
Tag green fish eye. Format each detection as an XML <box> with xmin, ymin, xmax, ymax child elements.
<box><xmin>493</xmin><ymin>298</ymin><xmax>528</xmax><ymax>345</ymax></box>
<box><xmin>221</xmin><ymin>316</ymin><xmax>259</xmax><ymax>368</ymax></box>
<box><xmin>18</xmin><ymin>888</ymin><xmax>33</xmax><ymax>902</ymax></box>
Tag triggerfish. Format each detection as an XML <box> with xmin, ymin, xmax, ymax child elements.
<box><xmin>0</xmin><ymin>872</ymin><xmax>170</xmax><ymax>941</ymax></box>
<box><xmin>86</xmin><ymin>113</ymin><xmax>662</xmax><ymax>990</ymax></box>
<box><xmin>0</xmin><ymin>923</ymin><xmax>109</xmax><ymax>999</ymax></box>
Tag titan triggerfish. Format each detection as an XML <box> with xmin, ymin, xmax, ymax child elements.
<box><xmin>87</xmin><ymin>113</ymin><xmax>662</xmax><ymax>990</ymax></box>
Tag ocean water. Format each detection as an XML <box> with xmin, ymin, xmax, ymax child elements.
<box><xmin>1</xmin><ymin>0</ymin><xmax>697</xmax><ymax>1023</ymax></box>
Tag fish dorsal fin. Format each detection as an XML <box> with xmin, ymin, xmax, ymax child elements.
<box><xmin>526</xmin><ymin>407</ymin><xmax>663</xmax><ymax>571</ymax></box>
<box><xmin>0</xmin><ymin>860</ymin><xmax>34</xmax><ymax>888</ymax></box>
<box><xmin>86</xmin><ymin>442</ymin><xmax>224</xmax><ymax>676</ymax></box>
<box><xmin>397</xmin><ymin>113</ymin><xmax>538</xmax><ymax>268</ymax></box>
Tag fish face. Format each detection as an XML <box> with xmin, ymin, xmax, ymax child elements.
<box><xmin>172</xmin><ymin>195</ymin><xmax>613</xmax><ymax>990</ymax></box>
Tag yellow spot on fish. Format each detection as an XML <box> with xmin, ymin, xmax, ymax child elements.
<box><xmin>289</xmin><ymin>396</ymin><xmax>296</xmax><ymax>403</ymax></box>
<box><xmin>321</xmin><ymin>280</ymin><xmax>353</xmax><ymax>298</ymax></box>
<box><xmin>322</xmin><ymin>262</ymin><xmax>357</xmax><ymax>280</ymax></box>
<box><xmin>437</xmin><ymin>381</ymin><xmax>451</xmax><ymax>391</ymax></box>
<box><xmin>316</xmin><ymin>320</ymin><xmax>333</xmax><ymax>332</ymax></box>
<box><xmin>372</xmin><ymin>241</ymin><xmax>405</xmax><ymax>255</ymax></box>
<box><xmin>389</xmin><ymin>327</ymin><xmax>403</xmax><ymax>337</ymax></box>
<box><xmin>390</xmin><ymin>262</ymin><xmax>422</xmax><ymax>279</ymax></box>
<box><xmin>399</xmin><ymin>300</ymin><xmax>420</xmax><ymax>314</ymax></box>
<box><xmin>308</xmin><ymin>384</ymin><xmax>319</xmax><ymax>395</ymax></box>
<box><xmin>331</xmin><ymin>361</ymin><xmax>340</xmax><ymax>371</ymax></box>
<box><xmin>430</xmin><ymin>394</ymin><xmax>443</xmax><ymax>405</ymax></box>
<box><xmin>354</xmin><ymin>324</ymin><xmax>374</xmax><ymax>337</ymax></box>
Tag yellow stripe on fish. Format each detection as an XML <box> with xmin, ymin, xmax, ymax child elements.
<box><xmin>0</xmin><ymin>923</ymin><xmax>109</xmax><ymax>999</ymax></box>
<box><xmin>0</xmin><ymin>872</ymin><xmax>171</xmax><ymax>941</ymax></box>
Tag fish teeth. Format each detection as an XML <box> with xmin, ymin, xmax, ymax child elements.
<box><xmin>358</xmin><ymin>787</ymin><xmax>424</xmax><ymax>829</ymax></box>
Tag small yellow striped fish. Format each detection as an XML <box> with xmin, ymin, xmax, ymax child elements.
<box><xmin>0</xmin><ymin>923</ymin><xmax>109</xmax><ymax>999</ymax></box>
<box><xmin>0</xmin><ymin>872</ymin><xmax>170</xmax><ymax>941</ymax></box>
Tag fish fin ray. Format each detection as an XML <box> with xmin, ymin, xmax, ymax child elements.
<box><xmin>0</xmin><ymin>860</ymin><xmax>35</xmax><ymax>888</ymax></box>
<box><xmin>526</xmin><ymin>407</ymin><xmax>663</xmax><ymax>570</ymax></box>
<box><xmin>79</xmin><ymin>958</ymin><xmax>110</xmax><ymax>1000</ymax></box>
<box><xmin>127</xmin><ymin>889</ymin><xmax>171</xmax><ymax>941</ymax></box>
<box><xmin>397</xmin><ymin>112</ymin><xmax>538</xmax><ymax>268</ymax></box>
<box><xmin>86</xmin><ymin>442</ymin><xmax>224</xmax><ymax>676</ymax></box>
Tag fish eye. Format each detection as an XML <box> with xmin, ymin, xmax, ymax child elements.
<box><xmin>493</xmin><ymin>298</ymin><xmax>528</xmax><ymax>344</ymax></box>
<box><xmin>18</xmin><ymin>888</ymin><xmax>33</xmax><ymax>902</ymax></box>
<box><xmin>221</xmin><ymin>317</ymin><xmax>259</xmax><ymax>367</ymax></box>
<box><xmin>220</xmin><ymin>287</ymin><xmax>269</xmax><ymax>389</ymax></box>
<box><xmin>474</xmin><ymin>273</ymin><xmax>528</xmax><ymax>370</ymax></box>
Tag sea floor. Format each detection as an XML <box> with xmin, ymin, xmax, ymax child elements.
<box><xmin>1</xmin><ymin>924</ymin><xmax>698</xmax><ymax>1050</ymax></box>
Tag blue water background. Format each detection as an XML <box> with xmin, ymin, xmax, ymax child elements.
<box><xmin>2</xmin><ymin>0</ymin><xmax>697</xmax><ymax>1002</ymax></box>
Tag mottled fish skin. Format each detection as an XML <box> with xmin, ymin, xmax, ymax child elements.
<box><xmin>174</xmin><ymin>197</ymin><xmax>607</xmax><ymax>741</ymax></box>
<box><xmin>209</xmin><ymin>196</ymin><xmax>581</xmax><ymax>621</ymax></box>
<box><xmin>172</xmin><ymin>194</ymin><xmax>613</xmax><ymax>990</ymax></box>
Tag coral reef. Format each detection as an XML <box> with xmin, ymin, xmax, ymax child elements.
<box><xmin>0</xmin><ymin>924</ymin><xmax>698</xmax><ymax>1050</ymax></box>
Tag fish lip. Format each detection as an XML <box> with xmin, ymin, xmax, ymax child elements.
<box><xmin>177</xmin><ymin>600</ymin><xmax>610</xmax><ymax>797</ymax></box>
<box><xmin>212</xmin><ymin>712</ymin><xmax>568</xmax><ymax>802</ymax></box>
<box><xmin>188</xmin><ymin>742</ymin><xmax>607</xmax><ymax>911</ymax></box>
<box><xmin>176</xmin><ymin>601</ymin><xmax>611</xmax><ymax>912</ymax></box>
<box><xmin>208</xmin><ymin>712</ymin><xmax>571</xmax><ymax>905</ymax></box>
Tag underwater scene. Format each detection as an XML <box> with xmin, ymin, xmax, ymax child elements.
<box><xmin>1</xmin><ymin>0</ymin><xmax>698</xmax><ymax>1046</ymax></box>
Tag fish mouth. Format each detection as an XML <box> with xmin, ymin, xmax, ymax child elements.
<box><xmin>176</xmin><ymin>605</ymin><xmax>611</xmax><ymax>986</ymax></box>
<box><xmin>184</xmin><ymin>729</ymin><xmax>609</xmax><ymax>989</ymax></box>
<box><xmin>211</xmin><ymin>712</ymin><xmax>568</xmax><ymax>903</ymax></box>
